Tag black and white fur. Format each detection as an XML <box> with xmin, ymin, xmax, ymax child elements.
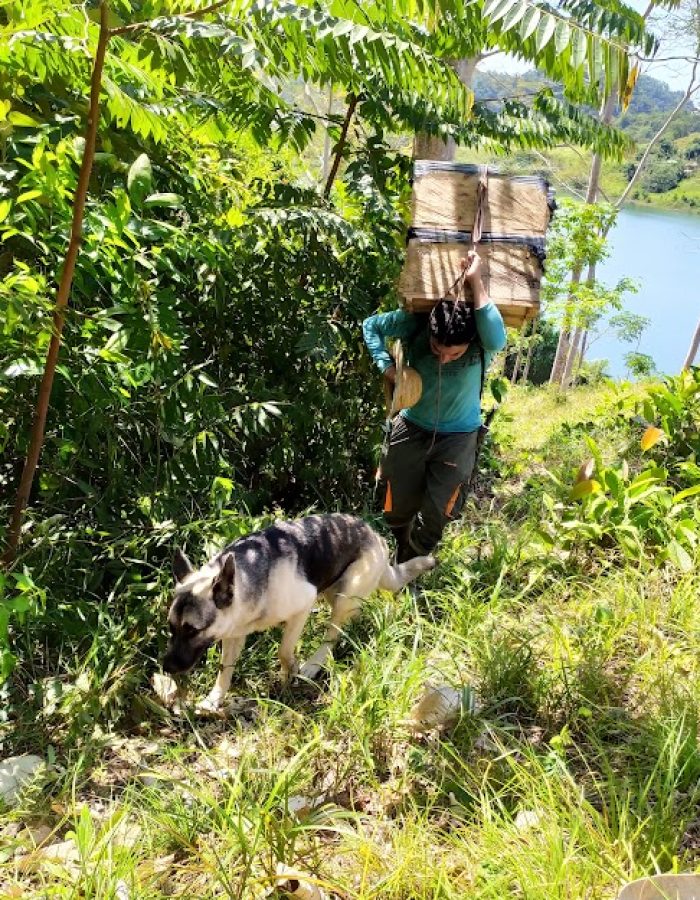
<box><xmin>163</xmin><ymin>513</ymin><xmax>435</xmax><ymax>712</ymax></box>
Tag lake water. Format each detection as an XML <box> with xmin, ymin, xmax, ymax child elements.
<box><xmin>592</xmin><ymin>205</ymin><xmax>700</xmax><ymax>377</ymax></box>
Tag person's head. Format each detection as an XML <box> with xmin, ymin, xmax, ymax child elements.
<box><xmin>428</xmin><ymin>299</ymin><xmax>477</xmax><ymax>364</ymax></box>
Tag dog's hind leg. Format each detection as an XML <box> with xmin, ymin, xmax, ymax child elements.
<box><xmin>299</xmin><ymin>592</ymin><xmax>361</xmax><ymax>681</ymax></box>
<box><xmin>279</xmin><ymin>610</ymin><xmax>312</xmax><ymax>683</ymax></box>
<box><xmin>378</xmin><ymin>555</ymin><xmax>436</xmax><ymax>593</ymax></box>
<box><xmin>197</xmin><ymin>635</ymin><xmax>245</xmax><ymax>714</ymax></box>
<box><xmin>299</xmin><ymin>550</ymin><xmax>384</xmax><ymax>680</ymax></box>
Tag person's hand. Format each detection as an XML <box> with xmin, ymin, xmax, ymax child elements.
<box><xmin>384</xmin><ymin>365</ymin><xmax>397</xmax><ymax>384</ymax></box>
<box><xmin>461</xmin><ymin>250</ymin><xmax>482</xmax><ymax>283</ymax></box>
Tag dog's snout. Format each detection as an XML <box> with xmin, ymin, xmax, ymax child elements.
<box><xmin>162</xmin><ymin>654</ymin><xmax>177</xmax><ymax>675</ymax></box>
<box><xmin>162</xmin><ymin>638</ymin><xmax>210</xmax><ymax>675</ymax></box>
<box><xmin>162</xmin><ymin>649</ymin><xmax>191</xmax><ymax>675</ymax></box>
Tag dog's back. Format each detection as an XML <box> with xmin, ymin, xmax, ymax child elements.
<box><xmin>217</xmin><ymin>513</ymin><xmax>377</xmax><ymax>595</ymax></box>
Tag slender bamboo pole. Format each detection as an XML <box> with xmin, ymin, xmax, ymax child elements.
<box><xmin>2</xmin><ymin>2</ymin><xmax>111</xmax><ymax>567</ymax></box>
<box><xmin>521</xmin><ymin>316</ymin><xmax>539</xmax><ymax>383</ymax></box>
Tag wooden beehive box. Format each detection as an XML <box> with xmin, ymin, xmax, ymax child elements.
<box><xmin>398</xmin><ymin>161</ymin><xmax>555</xmax><ymax>328</ymax></box>
<box><xmin>399</xmin><ymin>230</ymin><xmax>546</xmax><ymax>329</ymax></box>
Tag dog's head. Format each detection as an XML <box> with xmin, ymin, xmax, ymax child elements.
<box><xmin>162</xmin><ymin>548</ymin><xmax>235</xmax><ymax>675</ymax></box>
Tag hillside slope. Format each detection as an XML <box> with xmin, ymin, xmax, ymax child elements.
<box><xmin>1</xmin><ymin>378</ymin><xmax>699</xmax><ymax>898</ymax></box>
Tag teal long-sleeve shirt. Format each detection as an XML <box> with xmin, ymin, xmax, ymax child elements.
<box><xmin>362</xmin><ymin>303</ymin><xmax>507</xmax><ymax>433</ymax></box>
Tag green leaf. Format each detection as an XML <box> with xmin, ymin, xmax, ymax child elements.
<box><xmin>519</xmin><ymin>6</ymin><xmax>541</xmax><ymax>40</ymax></box>
<box><xmin>0</xmin><ymin>200</ymin><xmax>11</xmax><ymax>224</ymax></box>
<box><xmin>673</xmin><ymin>483</ymin><xmax>700</xmax><ymax>504</ymax></box>
<box><xmin>502</xmin><ymin>0</ymin><xmax>529</xmax><ymax>32</ymax></box>
<box><xmin>667</xmin><ymin>540</ymin><xmax>693</xmax><ymax>573</ymax></box>
<box><xmin>588</xmin><ymin>34</ymin><xmax>603</xmax><ymax>84</ymax></box>
<box><xmin>127</xmin><ymin>153</ymin><xmax>153</xmax><ymax>205</ymax></box>
<box><xmin>484</xmin><ymin>0</ymin><xmax>517</xmax><ymax>25</ymax></box>
<box><xmin>142</xmin><ymin>192</ymin><xmax>183</xmax><ymax>209</ymax></box>
<box><xmin>8</xmin><ymin>111</ymin><xmax>41</xmax><ymax>127</ymax></box>
<box><xmin>535</xmin><ymin>14</ymin><xmax>557</xmax><ymax>53</ymax></box>
<box><xmin>604</xmin><ymin>469</ymin><xmax>622</xmax><ymax>503</ymax></box>
<box><xmin>16</xmin><ymin>190</ymin><xmax>42</xmax><ymax>204</ymax></box>
<box><xmin>554</xmin><ymin>20</ymin><xmax>570</xmax><ymax>55</ymax></box>
<box><xmin>675</xmin><ymin>520</ymin><xmax>699</xmax><ymax>547</ymax></box>
<box><xmin>570</xmin><ymin>28</ymin><xmax>587</xmax><ymax>68</ymax></box>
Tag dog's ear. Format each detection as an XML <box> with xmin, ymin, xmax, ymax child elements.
<box><xmin>173</xmin><ymin>547</ymin><xmax>194</xmax><ymax>583</ymax></box>
<box><xmin>213</xmin><ymin>553</ymin><xmax>235</xmax><ymax>609</ymax></box>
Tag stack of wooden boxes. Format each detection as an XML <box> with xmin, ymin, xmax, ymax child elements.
<box><xmin>398</xmin><ymin>161</ymin><xmax>556</xmax><ymax>329</ymax></box>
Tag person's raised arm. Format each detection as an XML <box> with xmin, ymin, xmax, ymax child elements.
<box><xmin>462</xmin><ymin>250</ymin><xmax>507</xmax><ymax>353</ymax></box>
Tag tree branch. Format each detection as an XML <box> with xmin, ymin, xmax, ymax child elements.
<box><xmin>530</xmin><ymin>149</ymin><xmax>587</xmax><ymax>201</ymax></box>
<box><xmin>634</xmin><ymin>53</ymin><xmax>700</xmax><ymax>63</ymax></box>
<box><xmin>616</xmin><ymin>59</ymin><xmax>699</xmax><ymax>210</ymax></box>
<box><xmin>323</xmin><ymin>92</ymin><xmax>359</xmax><ymax>199</ymax></box>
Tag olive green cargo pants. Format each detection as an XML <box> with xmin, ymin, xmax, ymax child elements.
<box><xmin>380</xmin><ymin>416</ymin><xmax>479</xmax><ymax>558</ymax></box>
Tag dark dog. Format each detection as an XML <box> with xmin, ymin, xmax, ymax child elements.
<box><xmin>163</xmin><ymin>513</ymin><xmax>434</xmax><ymax>712</ymax></box>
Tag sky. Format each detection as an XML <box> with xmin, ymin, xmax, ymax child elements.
<box><xmin>479</xmin><ymin>0</ymin><xmax>697</xmax><ymax>94</ymax></box>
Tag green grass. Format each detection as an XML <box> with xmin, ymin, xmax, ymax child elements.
<box><xmin>2</xmin><ymin>384</ymin><xmax>699</xmax><ymax>898</ymax></box>
<box><xmin>497</xmin><ymin>382</ymin><xmax>629</xmax><ymax>454</ymax></box>
<box><xmin>636</xmin><ymin>170</ymin><xmax>700</xmax><ymax>211</ymax></box>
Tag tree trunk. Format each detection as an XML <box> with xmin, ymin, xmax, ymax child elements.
<box><xmin>562</xmin><ymin>260</ymin><xmax>597</xmax><ymax>387</ymax></box>
<box><xmin>412</xmin><ymin>57</ymin><xmax>478</xmax><ymax>160</ymax></box>
<box><xmin>574</xmin><ymin>328</ymin><xmax>589</xmax><ymax>384</ymax></box>
<box><xmin>549</xmin><ymin>281</ymin><xmax>578</xmax><ymax>385</ymax></box>
<box><xmin>552</xmin><ymin>91</ymin><xmax>614</xmax><ymax>389</ymax></box>
<box><xmin>683</xmin><ymin>317</ymin><xmax>700</xmax><ymax>370</ymax></box>
<box><xmin>510</xmin><ymin>320</ymin><xmax>529</xmax><ymax>384</ymax></box>
<box><xmin>522</xmin><ymin>317</ymin><xmax>539</xmax><ymax>383</ymax></box>
<box><xmin>562</xmin><ymin>325</ymin><xmax>584</xmax><ymax>388</ymax></box>
<box><xmin>2</xmin><ymin>1</ymin><xmax>111</xmax><ymax>568</ymax></box>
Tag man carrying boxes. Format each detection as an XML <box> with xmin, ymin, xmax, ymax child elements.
<box><xmin>363</xmin><ymin>250</ymin><xmax>506</xmax><ymax>563</ymax></box>
<box><xmin>363</xmin><ymin>161</ymin><xmax>553</xmax><ymax>562</ymax></box>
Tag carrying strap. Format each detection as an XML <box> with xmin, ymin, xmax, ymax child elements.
<box><xmin>443</xmin><ymin>163</ymin><xmax>489</xmax><ymax>303</ymax></box>
<box><xmin>471</xmin><ymin>164</ymin><xmax>488</xmax><ymax>247</ymax></box>
<box><xmin>475</xmin><ymin>167</ymin><xmax>488</xmax><ymax>406</ymax></box>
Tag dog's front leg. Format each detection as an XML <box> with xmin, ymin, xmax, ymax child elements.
<box><xmin>279</xmin><ymin>611</ymin><xmax>311</xmax><ymax>683</ymax></box>
<box><xmin>197</xmin><ymin>636</ymin><xmax>245</xmax><ymax>714</ymax></box>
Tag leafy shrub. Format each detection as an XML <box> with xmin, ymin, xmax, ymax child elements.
<box><xmin>537</xmin><ymin>370</ymin><xmax>700</xmax><ymax>572</ymax></box>
<box><xmin>624</xmin><ymin>351</ymin><xmax>656</xmax><ymax>379</ymax></box>
<box><xmin>639</xmin><ymin>368</ymin><xmax>700</xmax><ymax>487</ymax></box>
<box><xmin>0</xmin><ymin>113</ymin><xmax>409</xmax><ymax>736</ymax></box>
<box><xmin>685</xmin><ymin>137</ymin><xmax>700</xmax><ymax>160</ymax></box>
<box><xmin>577</xmin><ymin>359</ymin><xmax>610</xmax><ymax>385</ymax></box>
<box><xmin>640</xmin><ymin>159</ymin><xmax>686</xmax><ymax>193</ymax></box>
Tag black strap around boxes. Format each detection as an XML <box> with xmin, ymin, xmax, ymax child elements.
<box><xmin>406</xmin><ymin>227</ymin><xmax>547</xmax><ymax>266</ymax></box>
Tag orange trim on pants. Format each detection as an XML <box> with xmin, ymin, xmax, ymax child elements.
<box><xmin>444</xmin><ymin>483</ymin><xmax>462</xmax><ymax>518</ymax></box>
<box><xmin>384</xmin><ymin>480</ymin><xmax>393</xmax><ymax>513</ymax></box>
